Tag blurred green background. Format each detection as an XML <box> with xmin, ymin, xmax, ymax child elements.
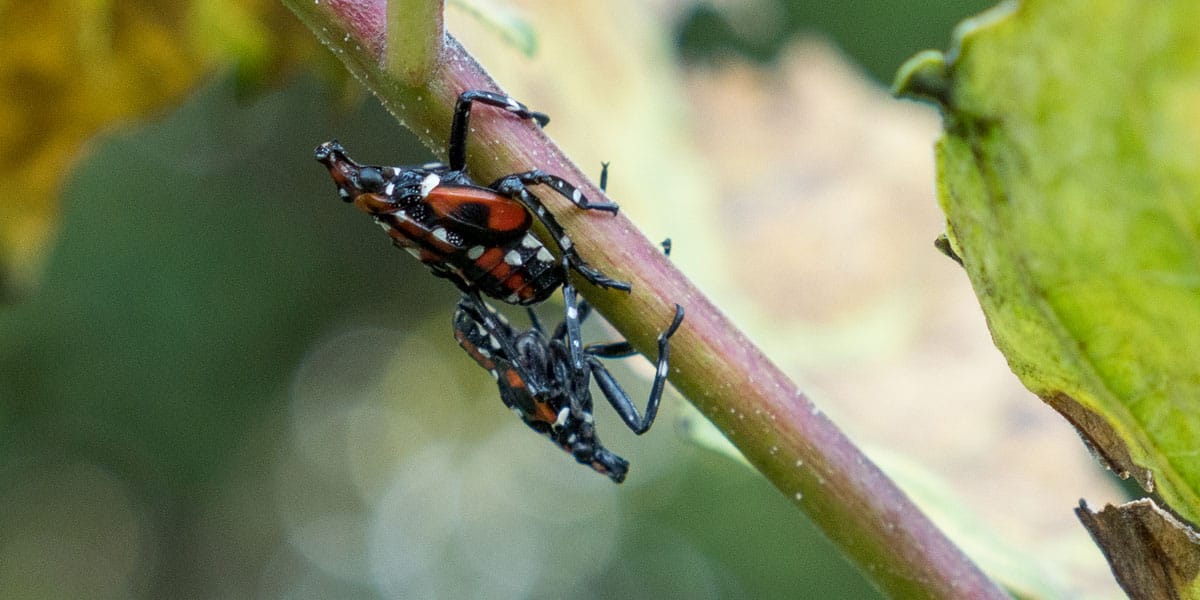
<box><xmin>0</xmin><ymin>1</ymin><xmax>998</xmax><ymax>598</ymax></box>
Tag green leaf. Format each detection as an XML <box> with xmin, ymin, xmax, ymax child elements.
<box><xmin>895</xmin><ymin>0</ymin><xmax>1200</xmax><ymax>528</ymax></box>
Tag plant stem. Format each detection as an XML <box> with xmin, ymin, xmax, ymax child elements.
<box><xmin>386</xmin><ymin>0</ymin><xmax>442</xmax><ymax>84</ymax></box>
<box><xmin>280</xmin><ymin>1</ymin><xmax>1011</xmax><ymax>598</ymax></box>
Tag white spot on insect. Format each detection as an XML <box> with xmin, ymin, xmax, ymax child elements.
<box><xmin>490</xmin><ymin>369</ymin><xmax>499</xmax><ymax>380</ymax></box>
<box><xmin>657</xmin><ymin>362</ymin><xmax>669</xmax><ymax>378</ymax></box>
<box><xmin>422</xmin><ymin>162</ymin><xmax>444</xmax><ymax>170</ymax></box>
<box><xmin>572</xmin><ymin>339</ymin><xmax>581</xmax><ymax>348</ymax></box>
<box><xmin>560</xmin><ymin>236</ymin><xmax>572</xmax><ymax>249</ymax></box>
<box><xmin>521</xmin><ymin>234</ymin><xmax>540</xmax><ymax>248</ymax></box>
<box><xmin>384</xmin><ymin>182</ymin><xmax>395</xmax><ymax>195</ymax></box>
<box><xmin>476</xmin><ymin>347</ymin><xmax>492</xmax><ymax>359</ymax></box>
<box><xmin>567</xmin><ymin>434</ymin><xmax>577</xmax><ymax>443</ymax></box>
<box><xmin>474</xmin><ymin>324</ymin><xmax>487</xmax><ymax>336</ymax></box>
<box><xmin>583</xmin><ymin>412</ymin><xmax>594</xmax><ymax>423</ymax></box>
<box><xmin>488</xmin><ymin>336</ymin><xmax>501</xmax><ymax>350</ymax></box>
<box><xmin>536</xmin><ymin>247</ymin><xmax>554</xmax><ymax>263</ymax></box>
<box><xmin>505</xmin><ymin>97</ymin><xmax>521</xmax><ymax>111</ymax></box>
<box><xmin>511</xmin><ymin>407</ymin><xmax>524</xmax><ymax>418</ymax></box>
<box><xmin>404</xmin><ymin>247</ymin><xmax>421</xmax><ymax>260</ymax></box>
<box><xmin>555</xmin><ymin>407</ymin><xmax>570</xmax><ymax>426</ymax></box>
<box><xmin>432</xmin><ymin>227</ymin><xmax>449</xmax><ymax>242</ymax></box>
<box><xmin>495</xmin><ymin>312</ymin><xmax>509</xmax><ymax>325</ymax></box>
<box><xmin>504</xmin><ymin>250</ymin><xmax>523</xmax><ymax>266</ymax></box>
<box><xmin>467</xmin><ymin>246</ymin><xmax>485</xmax><ymax>260</ymax></box>
<box><xmin>571</xmin><ymin>188</ymin><xmax>582</xmax><ymax>203</ymax></box>
<box><xmin>505</xmin><ymin>293</ymin><xmax>520</xmax><ymax>304</ymax></box>
<box><xmin>376</xmin><ymin>220</ymin><xmax>391</xmax><ymax>232</ymax></box>
<box><xmin>554</xmin><ymin>180</ymin><xmax>565</xmax><ymax>188</ymax></box>
<box><xmin>566</xmin><ymin>306</ymin><xmax>579</xmax><ymax>320</ymax></box>
<box><xmin>338</xmin><ymin>188</ymin><xmax>350</xmax><ymax>199</ymax></box>
<box><xmin>420</xmin><ymin>173</ymin><xmax>441</xmax><ymax>197</ymax></box>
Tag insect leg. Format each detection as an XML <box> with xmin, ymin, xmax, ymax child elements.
<box><xmin>448</xmin><ymin>90</ymin><xmax>550</xmax><ymax>171</ymax></box>
<box><xmin>489</xmin><ymin>176</ymin><xmax>631</xmax><ymax>292</ymax></box>
<box><xmin>590</xmin><ymin>304</ymin><xmax>684</xmax><ymax>434</ymax></box>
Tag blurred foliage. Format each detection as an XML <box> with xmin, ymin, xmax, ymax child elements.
<box><xmin>677</xmin><ymin>0</ymin><xmax>995</xmax><ymax>81</ymax></box>
<box><xmin>898</xmin><ymin>0</ymin><xmax>1200</xmax><ymax>529</ymax></box>
<box><xmin>449</xmin><ymin>0</ymin><xmax>538</xmax><ymax>57</ymax></box>
<box><xmin>0</xmin><ymin>0</ymin><xmax>324</xmax><ymax>300</ymax></box>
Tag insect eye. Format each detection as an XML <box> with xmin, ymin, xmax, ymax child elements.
<box><xmin>358</xmin><ymin>167</ymin><xmax>385</xmax><ymax>192</ymax></box>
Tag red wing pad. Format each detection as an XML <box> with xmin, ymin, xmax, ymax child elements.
<box><xmin>425</xmin><ymin>185</ymin><xmax>532</xmax><ymax>242</ymax></box>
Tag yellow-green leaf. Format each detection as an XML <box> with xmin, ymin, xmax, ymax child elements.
<box><xmin>895</xmin><ymin>0</ymin><xmax>1200</xmax><ymax>529</ymax></box>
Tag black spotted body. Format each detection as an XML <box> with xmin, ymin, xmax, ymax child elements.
<box><xmin>452</xmin><ymin>285</ymin><xmax>685</xmax><ymax>483</ymax></box>
<box><xmin>315</xmin><ymin>90</ymin><xmax>630</xmax><ymax>306</ymax></box>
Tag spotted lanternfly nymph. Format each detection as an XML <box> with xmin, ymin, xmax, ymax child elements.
<box><xmin>315</xmin><ymin>90</ymin><xmax>630</xmax><ymax>305</ymax></box>
<box><xmin>454</xmin><ymin>280</ymin><xmax>685</xmax><ymax>483</ymax></box>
